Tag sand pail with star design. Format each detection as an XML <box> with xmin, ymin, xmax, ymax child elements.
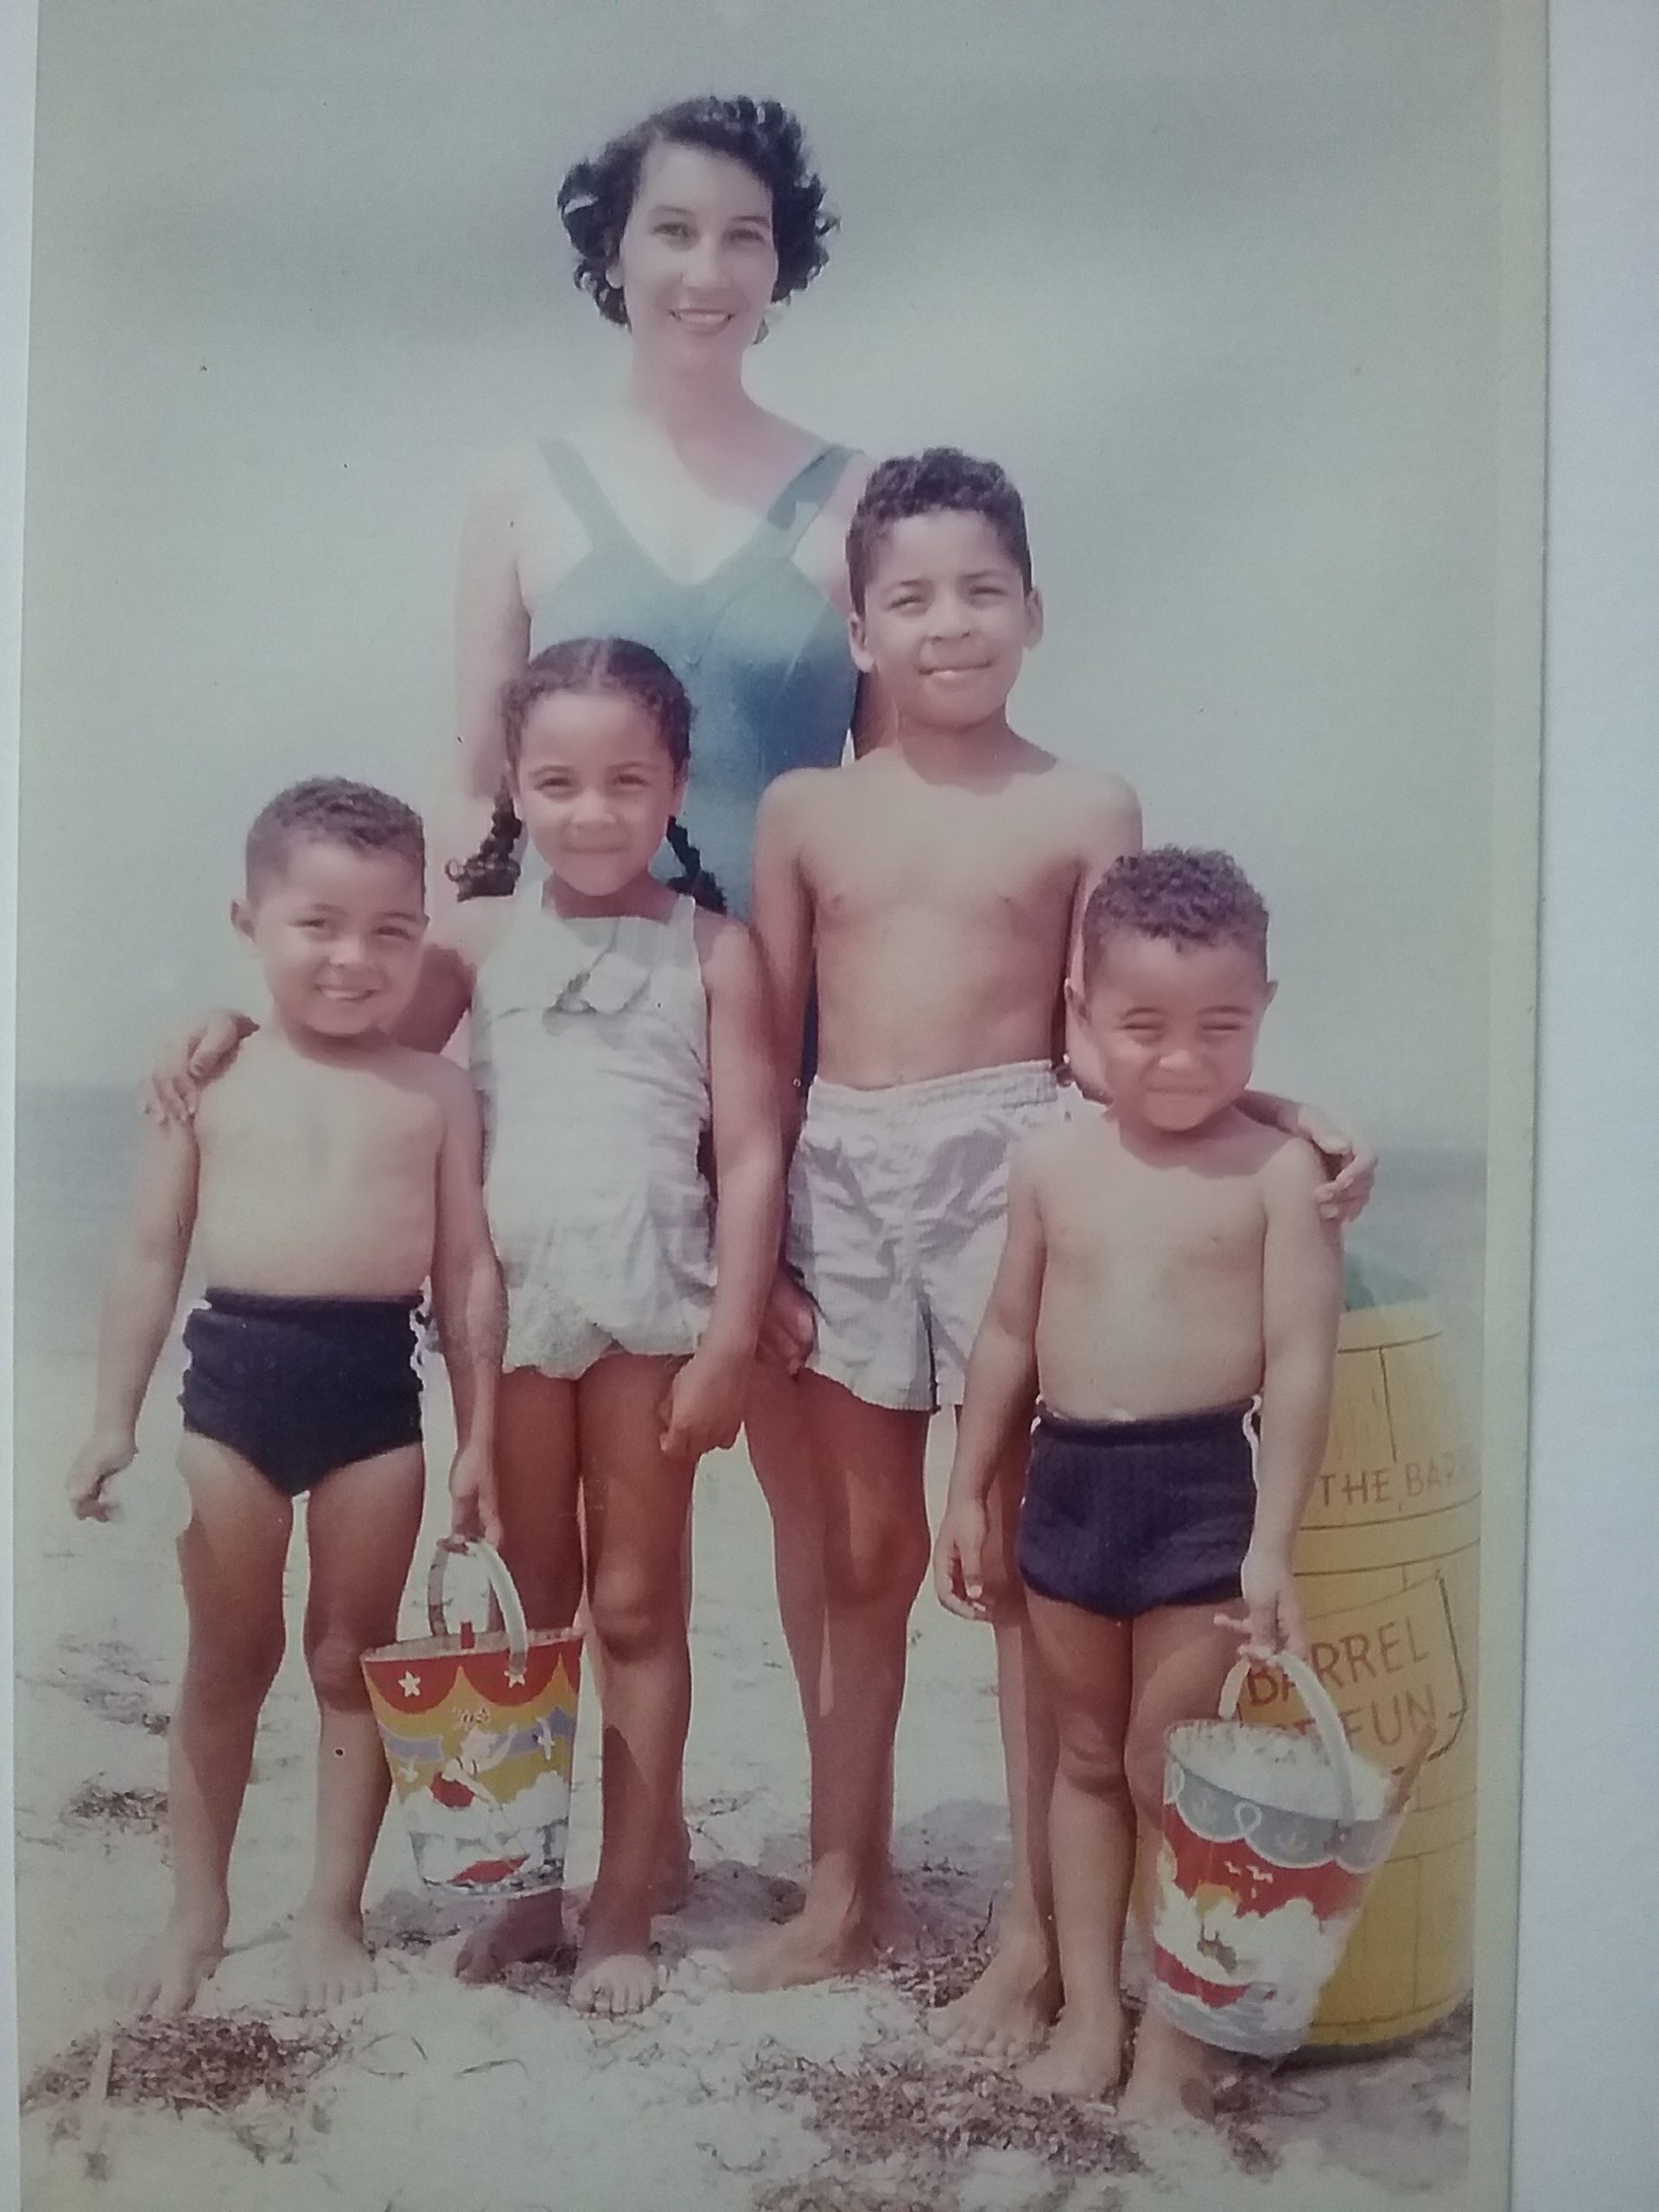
<box><xmin>1149</xmin><ymin>1650</ymin><xmax>1414</xmax><ymax>2059</ymax></box>
<box><xmin>362</xmin><ymin>1539</ymin><xmax>582</xmax><ymax>1898</ymax></box>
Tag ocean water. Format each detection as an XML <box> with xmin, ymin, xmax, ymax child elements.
<box><xmin>11</xmin><ymin>1083</ymin><xmax>1491</xmax><ymax>1433</ymax></box>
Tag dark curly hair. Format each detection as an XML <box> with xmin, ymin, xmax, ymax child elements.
<box><xmin>448</xmin><ymin>637</ymin><xmax>725</xmax><ymax>912</ymax></box>
<box><xmin>245</xmin><ymin>777</ymin><xmax>425</xmax><ymax>896</ymax></box>
<box><xmin>1081</xmin><ymin>848</ymin><xmax>1270</xmax><ymax>986</ymax></box>
<box><xmin>846</xmin><ymin>448</ymin><xmax>1034</xmax><ymax>611</ymax></box>
<box><xmin>558</xmin><ymin>96</ymin><xmax>836</xmax><ymax>327</ymax></box>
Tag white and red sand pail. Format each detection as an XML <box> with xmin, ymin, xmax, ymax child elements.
<box><xmin>1150</xmin><ymin>1650</ymin><xmax>1406</xmax><ymax>2059</ymax></box>
<box><xmin>362</xmin><ymin>1541</ymin><xmax>582</xmax><ymax>1899</ymax></box>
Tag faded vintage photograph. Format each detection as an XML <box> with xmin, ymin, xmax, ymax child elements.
<box><xmin>12</xmin><ymin>3</ymin><xmax>1538</xmax><ymax>2208</ymax></box>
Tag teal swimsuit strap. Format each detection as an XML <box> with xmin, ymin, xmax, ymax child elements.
<box><xmin>539</xmin><ymin>438</ymin><xmax>852</xmax><ymax>566</ymax></box>
<box><xmin>539</xmin><ymin>439</ymin><xmax>632</xmax><ymax>553</ymax></box>
<box><xmin>761</xmin><ymin>442</ymin><xmax>854</xmax><ymax>550</ymax></box>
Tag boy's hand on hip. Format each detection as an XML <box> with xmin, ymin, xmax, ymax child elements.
<box><xmin>141</xmin><ymin>1009</ymin><xmax>246</xmax><ymax>1125</ymax></box>
<box><xmin>659</xmin><ymin>1344</ymin><xmax>751</xmax><ymax>1467</ymax></box>
<box><xmin>448</xmin><ymin>1441</ymin><xmax>504</xmax><ymax>1550</ymax></box>
<box><xmin>758</xmin><ymin>1271</ymin><xmax>816</xmax><ymax>1374</ymax></box>
<box><xmin>1221</xmin><ymin>1544</ymin><xmax>1309</xmax><ymax>1662</ymax></box>
<box><xmin>933</xmin><ymin>1498</ymin><xmax>990</xmax><ymax>1621</ymax></box>
<box><xmin>67</xmin><ymin>1432</ymin><xmax>135</xmax><ymax>1521</ymax></box>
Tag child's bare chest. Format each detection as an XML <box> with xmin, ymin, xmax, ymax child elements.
<box><xmin>809</xmin><ymin>784</ymin><xmax>1078</xmax><ymax>933</ymax></box>
<box><xmin>1046</xmin><ymin>1156</ymin><xmax>1266</xmax><ymax>1292</ymax></box>
<box><xmin>199</xmin><ymin>1068</ymin><xmax>440</xmax><ymax>1200</ymax></box>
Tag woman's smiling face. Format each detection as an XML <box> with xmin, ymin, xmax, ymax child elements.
<box><xmin>610</xmin><ymin>139</ymin><xmax>780</xmax><ymax>358</ymax></box>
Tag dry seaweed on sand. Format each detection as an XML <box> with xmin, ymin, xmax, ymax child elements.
<box><xmin>497</xmin><ymin>1945</ymin><xmax>580</xmax><ymax>2001</ymax></box>
<box><xmin>62</xmin><ymin>1781</ymin><xmax>168</xmax><ymax>1832</ymax></box>
<box><xmin>747</xmin><ymin>2047</ymin><xmax>1144</xmax><ymax>2179</ymax></box>
<box><xmin>753</xmin><ymin>2029</ymin><xmax>1283</xmax><ymax>2184</ymax></box>
<box><xmin>60</xmin><ymin>1675</ymin><xmax>170</xmax><ymax>1737</ymax></box>
<box><xmin>1204</xmin><ymin>2058</ymin><xmax>1282</xmax><ymax>2173</ymax></box>
<box><xmin>754</xmin><ymin>2162</ymin><xmax>1123</xmax><ymax>2212</ymax></box>
<box><xmin>23</xmin><ymin>2014</ymin><xmax>345</xmax><ymax>2120</ymax></box>
<box><xmin>880</xmin><ymin>1938</ymin><xmax>994</xmax><ymax>2012</ymax></box>
<box><xmin>753</xmin><ymin>2177</ymin><xmax>963</xmax><ymax>2212</ymax></box>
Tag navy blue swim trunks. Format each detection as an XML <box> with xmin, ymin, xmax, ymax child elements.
<box><xmin>1016</xmin><ymin>1400</ymin><xmax>1261</xmax><ymax>1619</ymax></box>
<box><xmin>180</xmin><ymin>1287</ymin><xmax>423</xmax><ymax>1498</ymax></box>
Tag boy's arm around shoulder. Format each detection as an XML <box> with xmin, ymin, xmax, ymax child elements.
<box><xmin>658</xmin><ymin>914</ymin><xmax>785</xmax><ymax>1465</ymax></box>
<box><xmin>393</xmin><ymin>899</ymin><xmax>504</xmax><ymax>1053</ymax></box>
<box><xmin>935</xmin><ymin>1134</ymin><xmax>1052</xmax><ymax>1618</ymax></box>
<box><xmin>67</xmin><ymin>1113</ymin><xmax>200</xmax><ymax>1519</ymax></box>
<box><xmin>144</xmin><ymin>1007</ymin><xmax>261</xmax><ymax>1125</ymax></box>
<box><xmin>1237</xmin><ymin>1084</ymin><xmax>1376</xmax><ymax>1226</ymax></box>
<box><xmin>425</xmin><ymin>1057</ymin><xmax>505</xmax><ymax>1547</ymax></box>
<box><xmin>1067</xmin><ymin>768</ymin><xmax>1141</xmax><ymax>911</ymax></box>
<box><xmin>1237</xmin><ymin>1135</ymin><xmax>1344</xmax><ymax>1651</ymax></box>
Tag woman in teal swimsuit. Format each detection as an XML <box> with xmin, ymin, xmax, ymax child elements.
<box><xmin>441</xmin><ymin>97</ymin><xmax>872</xmax><ymax>906</ymax></box>
<box><xmin>438</xmin><ymin>95</ymin><xmax>886</xmax><ymax>1980</ymax></box>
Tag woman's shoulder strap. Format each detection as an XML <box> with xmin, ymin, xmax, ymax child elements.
<box><xmin>538</xmin><ymin>437</ymin><xmax>626</xmax><ymax>550</ymax></box>
<box><xmin>764</xmin><ymin>442</ymin><xmax>855</xmax><ymax>550</ymax></box>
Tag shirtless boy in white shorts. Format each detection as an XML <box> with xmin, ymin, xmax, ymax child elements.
<box><xmin>739</xmin><ymin>451</ymin><xmax>1370</xmax><ymax>2037</ymax></box>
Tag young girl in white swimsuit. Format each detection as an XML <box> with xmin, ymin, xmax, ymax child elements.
<box><xmin>408</xmin><ymin>635</ymin><xmax>781</xmax><ymax>2014</ymax></box>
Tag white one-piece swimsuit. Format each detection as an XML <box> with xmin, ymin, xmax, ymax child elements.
<box><xmin>470</xmin><ymin>893</ymin><xmax>715</xmax><ymax>1379</ymax></box>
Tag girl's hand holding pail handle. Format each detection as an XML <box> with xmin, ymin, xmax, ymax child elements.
<box><xmin>1219</xmin><ymin>1541</ymin><xmax>1310</xmax><ymax>1663</ymax></box>
<box><xmin>448</xmin><ymin>1440</ymin><xmax>505</xmax><ymax>1551</ymax></box>
<box><xmin>141</xmin><ymin>1008</ymin><xmax>250</xmax><ymax>1124</ymax></box>
<box><xmin>66</xmin><ymin>1431</ymin><xmax>135</xmax><ymax>1522</ymax></box>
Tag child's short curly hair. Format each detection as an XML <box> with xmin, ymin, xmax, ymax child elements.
<box><xmin>846</xmin><ymin>448</ymin><xmax>1033</xmax><ymax>610</ymax></box>
<box><xmin>1082</xmin><ymin>848</ymin><xmax>1269</xmax><ymax>983</ymax></box>
<box><xmin>558</xmin><ymin>96</ymin><xmax>836</xmax><ymax>328</ymax></box>
<box><xmin>245</xmin><ymin>779</ymin><xmax>425</xmax><ymax>895</ymax></box>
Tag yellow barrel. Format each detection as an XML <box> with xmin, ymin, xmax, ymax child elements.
<box><xmin>1235</xmin><ymin>1261</ymin><xmax>1478</xmax><ymax>2050</ymax></box>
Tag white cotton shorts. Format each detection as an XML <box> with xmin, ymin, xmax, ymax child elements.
<box><xmin>785</xmin><ymin>1060</ymin><xmax>1063</xmax><ymax>1414</ymax></box>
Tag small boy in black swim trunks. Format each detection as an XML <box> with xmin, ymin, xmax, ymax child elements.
<box><xmin>935</xmin><ymin>848</ymin><xmax>1343</xmax><ymax>2121</ymax></box>
<box><xmin>66</xmin><ymin>779</ymin><xmax>505</xmax><ymax>2018</ymax></box>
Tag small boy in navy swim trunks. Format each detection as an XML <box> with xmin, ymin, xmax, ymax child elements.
<box><xmin>66</xmin><ymin>779</ymin><xmax>505</xmax><ymax>2018</ymax></box>
<box><xmin>935</xmin><ymin>848</ymin><xmax>1343</xmax><ymax>2121</ymax></box>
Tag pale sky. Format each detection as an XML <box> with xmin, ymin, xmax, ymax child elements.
<box><xmin>20</xmin><ymin>0</ymin><xmax>1500</xmax><ymax>1147</ymax></box>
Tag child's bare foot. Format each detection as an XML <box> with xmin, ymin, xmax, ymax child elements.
<box><xmin>571</xmin><ymin>1899</ymin><xmax>659</xmax><ymax>2016</ymax></box>
<box><xmin>730</xmin><ymin>1896</ymin><xmax>874</xmax><ymax>1991</ymax></box>
<box><xmin>111</xmin><ymin>1916</ymin><xmax>226</xmax><ymax>2018</ymax></box>
<box><xmin>929</xmin><ymin>1920</ymin><xmax>1061</xmax><ymax>2059</ymax></box>
<box><xmin>1119</xmin><ymin>2008</ymin><xmax>1217</xmax><ymax>2126</ymax></box>
<box><xmin>1019</xmin><ymin>2005</ymin><xmax>1127</xmax><ymax>2099</ymax></box>
<box><xmin>290</xmin><ymin>1906</ymin><xmax>376</xmax><ymax>2011</ymax></box>
<box><xmin>454</xmin><ymin>1890</ymin><xmax>567</xmax><ymax>1985</ymax></box>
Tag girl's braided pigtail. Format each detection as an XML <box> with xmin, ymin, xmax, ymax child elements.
<box><xmin>664</xmin><ymin>817</ymin><xmax>727</xmax><ymax>914</ymax></box>
<box><xmin>447</xmin><ymin>789</ymin><xmax>524</xmax><ymax>902</ymax></box>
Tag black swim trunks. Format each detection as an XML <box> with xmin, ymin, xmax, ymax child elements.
<box><xmin>179</xmin><ymin>1287</ymin><xmax>423</xmax><ymax>1498</ymax></box>
<box><xmin>1016</xmin><ymin>1400</ymin><xmax>1261</xmax><ymax>1619</ymax></box>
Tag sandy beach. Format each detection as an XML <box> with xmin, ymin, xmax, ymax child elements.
<box><xmin>14</xmin><ymin>1313</ymin><xmax>1470</xmax><ymax>2212</ymax></box>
